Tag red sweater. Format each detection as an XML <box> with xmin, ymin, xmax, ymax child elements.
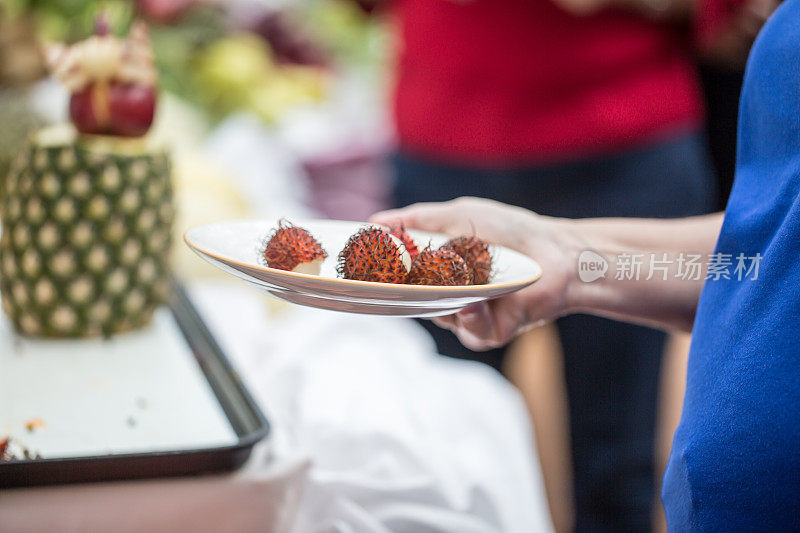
<box><xmin>391</xmin><ymin>0</ymin><xmax>709</xmax><ymax>165</ymax></box>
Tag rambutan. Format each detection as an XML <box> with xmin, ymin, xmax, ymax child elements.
<box><xmin>337</xmin><ymin>226</ymin><xmax>410</xmax><ymax>284</ymax></box>
<box><xmin>388</xmin><ymin>224</ymin><xmax>420</xmax><ymax>260</ymax></box>
<box><xmin>407</xmin><ymin>249</ymin><xmax>472</xmax><ymax>286</ymax></box>
<box><xmin>441</xmin><ymin>236</ymin><xmax>493</xmax><ymax>285</ymax></box>
<box><xmin>263</xmin><ymin>220</ymin><xmax>327</xmax><ymax>275</ymax></box>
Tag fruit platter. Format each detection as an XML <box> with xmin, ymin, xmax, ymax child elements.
<box><xmin>184</xmin><ymin>219</ymin><xmax>542</xmax><ymax>317</ymax></box>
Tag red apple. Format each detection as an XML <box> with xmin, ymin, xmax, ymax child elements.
<box><xmin>135</xmin><ymin>0</ymin><xmax>195</xmax><ymax>24</ymax></box>
<box><xmin>70</xmin><ymin>83</ymin><xmax>156</xmax><ymax>137</ymax></box>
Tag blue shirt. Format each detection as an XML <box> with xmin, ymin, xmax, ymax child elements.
<box><xmin>662</xmin><ymin>1</ymin><xmax>800</xmax><ymax>529</ymax></box>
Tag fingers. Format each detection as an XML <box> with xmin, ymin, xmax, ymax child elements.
<box><xmin>431</xmin><ymin>298</ymin><xmax>529</xmax><ymax>351</ymax></box>
<box><xmin>370</xmin><ymin>197</ymin><xmax>498</xmax><ymax>234</ymax></box>
<box><xmin>369</xmin><ymin>202</ymin><xmax>454</xmax><ymax>233</ymax></box>
<box><xmin>431</xmin><ymin>304</ymin><xmax>496</xmax><ymax>351</ymax></box>
<box><xmin>453</xmin><ymin>303</ymin><xmax>497</xmax><ymax>349</ymax></box>
<box><xmin>431</xmin><ymin>313</ymin><xmax>457</xmax><ymax>331</ymax></box>
<box><xmin>432</xmin><ymin>309</ymin><xmax>494</xmax><ymax>352</ymax></box>
<box><xmin>367</xmin><ymin>207</ymin><xmax>411</xmax><ymax>227</ymax></box>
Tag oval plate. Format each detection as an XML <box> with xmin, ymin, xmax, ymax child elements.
<box><xmin>184</xmin><ymin>219</ymin><xmax>542</xmax><ymax>317</ymax></box>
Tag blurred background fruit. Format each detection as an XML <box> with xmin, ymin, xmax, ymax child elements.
<box><xmin>0</xmin><ymin>6</ymin><xmax>45</xmax><ymax>185</ymax></box>
<box><xmin>0</xmin><ymin>90</ymin><xmax>43</xmax><ymax>184</ymax></box>
<box><xmin>0</xmin><ymin>15</ymin><xmax>175</xmax><ymax>338</ymax></box>
<box><xmin>0</xmin><ymin>126</ymin><xmax>174</xmax><ymax>337</ymax></box>
<box><xmin>135</xmin><ymin>0</ymin><xmax>195</xmax><ymax>24</ymax></box>
<box><xmin>0</xmin><ymin>9</ymin><xmax>45</xmax><ymax>85</ymax></box>
<box><xmin>0</xmin><ymin>0</ymin><xmax>394</xmax><ymax>291</ymax></box>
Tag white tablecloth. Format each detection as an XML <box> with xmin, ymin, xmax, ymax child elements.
<box><xmin>0</xmin><ymin>282</ymin><xmax>552</xmax><ymax>532</ymax></box>
<box><xmin>190</xmin><ymin>282</ymin><xmax>552</xmax><ymax>532</ymax></box>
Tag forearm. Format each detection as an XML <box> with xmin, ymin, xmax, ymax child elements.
<box><xmin>571</xmin><ymin>213</ymin><xmax>724</xmax><ymax>254</ymax></box>
<box><xmin>548</xmin><ymin>213</ymin><xmax>724</xmax><ymax>331</ymax></box>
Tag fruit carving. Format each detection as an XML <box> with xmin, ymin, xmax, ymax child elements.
<box><xmin>263</xmin><ymin>220</ymin><xmax>328</xmax><ymax>275</ymax></box>
<box><xmin>45</xmin><ymin>17</ymin><xmax>157</xmax><ymax>137</ymax></box>
<box><xmin>0</xmin><ymin>16</ymin><xmax>174</xmax><ymax>338</ymax></box>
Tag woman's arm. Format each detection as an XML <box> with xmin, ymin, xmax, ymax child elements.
<box><xmin>371</xmin><ymin>197</ymin><xmax>723</xmax><ymax>350</ymax></box>
<box><xmin>564</xmin><ymin>213</ymin><xmax>723</xmax><ymax>330</ymax></box>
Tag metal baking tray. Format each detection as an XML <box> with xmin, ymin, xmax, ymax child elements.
<box><xmin>0</xmin><ymin>284</ymin><xmax>270</xmax><ymax>488</ymax></box>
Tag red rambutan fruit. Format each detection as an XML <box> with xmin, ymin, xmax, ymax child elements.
<box><xmin>263</xmin><ymin>220</ymin><xmax>327</xmax><ymax>274</ymax></box>
<box><xmin>441</xmin><ymin>236</ymin><xmax>493</xmax><ymax>285</ymax></box>
<box><xmin>388</xmin><ymin>224</ymin><xmax>420</xmax><ymax>260</ymax></box>
<box><xmin>337</xmin><ymin>227</ymin><xmax>411</xmax><ymax>284</ymax></box>
<box><xmin>407</xmin><ymin>249</ymin><xmax>472</xmax><ymax>286</ymax></box>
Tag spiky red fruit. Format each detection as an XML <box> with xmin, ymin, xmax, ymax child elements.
<box><xmin>337</xmin><ymin>227</ymin><xmax>410</xmax><ymax>284</ymax></box>
<box><xmin>441</xmin><ymin>236</ymin><xmax>493</xmax><ymax>285</ymax></box>
<box><xmin>388</xmin><ymin>224</ymin><xmax>419</xmax><ymax>260</ymax></box>
<box><xmin>407</xmin><ymin>249</ymin><xmax>471</xmax><ymax>286</ymax></box>
<box><xmin>263</xmin><ymin>220</ymin><xmax>327</xmax><ymax>274</ymax></box>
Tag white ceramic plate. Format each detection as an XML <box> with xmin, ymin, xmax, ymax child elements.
<box><xmin>184</xmin><ymin>219</ymin><xmax>542</xmax><ymax>317</ymax></box>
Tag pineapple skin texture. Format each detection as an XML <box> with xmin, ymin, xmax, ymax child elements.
<box><xmin>0</xmin><ymin>139</ymin><xmax>174</xmax><ymax>338</ymax></box>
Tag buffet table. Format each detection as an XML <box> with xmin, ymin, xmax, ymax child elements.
<box><xmin>0</xmin><ymin>281</ymin><xmax>553</xmax><ymax>532</ymax></box>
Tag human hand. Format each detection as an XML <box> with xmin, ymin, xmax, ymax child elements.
<box><xmin>370</xmin><ymin>197</ymin><xmax>581</xmax><ymax>350</ymax></box>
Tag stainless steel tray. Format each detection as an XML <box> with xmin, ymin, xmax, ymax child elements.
<box><xmin>0</xmin><ymin>285</ymin><xmax>270</xmax><ymax>488</ymax></box>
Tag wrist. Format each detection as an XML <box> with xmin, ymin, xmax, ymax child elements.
<box><xmin>556</xmin><ymin>218</ymin><xmax>593</xmax><ymax>315</ymax></box>
<box><xmin>555</xmin><ymin>217</ymin><xmax>627</xmax><ymax>317</ymax></box>
<box><xmin>518</xmin><ymin>214</ymin><xmax>588</xmax><ymax>318</ymax></box>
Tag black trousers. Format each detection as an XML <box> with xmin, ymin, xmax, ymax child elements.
<box><xmin>392</xmin><ymin>132</ymin><xmax>716</xmax><ymax>532</ymax></box>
